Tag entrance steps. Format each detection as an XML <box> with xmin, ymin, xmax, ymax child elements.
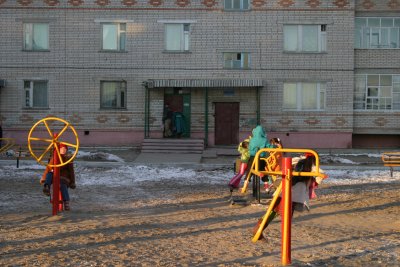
<box><xmin>141</xmin><ymin>138</ymin><xmax>204</xmax><ymax>154</ymax></box>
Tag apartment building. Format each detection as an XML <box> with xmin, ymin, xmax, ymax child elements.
<box><xmin>0</xmin><ymin>0</ymin><xmax>399</xmax><ymax>148</ymax></box>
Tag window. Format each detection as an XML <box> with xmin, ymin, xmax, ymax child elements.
<box><xmin>100</xmin><ymin>81</ymin><xmax>126</xmax><ymax>109</ymax></box>
<box><xmin>355</xmin><ymin>17</ymin><xmax>400</xmax><ymax>49</ymax></box>
<box><xmin>284</xmin><ymin>25</ymin><xmax>327</xmax><ymax>52</ymax></box>
<box><xmin>224</xmin><ymin>0</ymin><xmax>249</xmax><ymax>10</ymax></box>
<box><xmin>24</xmin><ymin>81</ymin><xmax>48</xmax><ymax>108</ymax></box>
<box><xmin>165</xmin><ymin>24</ymin><xmax>190</xmax><ymax>52</ymax></box>
<box><xmin>223</xmin><ymin>52</ymin><xmax>250</xmax><ymax>69</ymax></box>
<box><xmin>354</xmin><ymin>74</ymin><xmax>400</xmax><ymax>110</ymax></box>
<box><xmin>283</xmin><ymin>82</ymin><xmax>326</xmax><ymax>110</ymax></box>
<box><xmin>23</xmin><ymin>23</ymin><xmax>49</xmax><ymax>51</ymax></box>
<box><xmin>102</xmin><ymin>23</ymin><xmax>126</xmax><ymax>51</ymax></box>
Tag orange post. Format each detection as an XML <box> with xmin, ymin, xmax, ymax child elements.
<box><xmin>281</xmin><ymin>157</ymin><xmax>292</xmax><ymax>265</ymax></box>
<box><xmin>52</xmin><ymin>141</ymin><xmax>63</xmax><ymax>215</ymax></box>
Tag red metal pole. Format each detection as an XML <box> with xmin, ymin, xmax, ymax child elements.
<box><xmin>52</xmin><ymin>142</ymin><xmax>61</xmax><ymax>215</ymax></box>
<box><xmin>281</xmin><ymin>157</ymin><xmax>292</xmax><ymax>265</ymax></box>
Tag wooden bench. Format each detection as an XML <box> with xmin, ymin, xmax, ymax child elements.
<box><xmin>381</xmin><ymin>152</ymin><xmax>400</xmax><ymax>177</ymax></box>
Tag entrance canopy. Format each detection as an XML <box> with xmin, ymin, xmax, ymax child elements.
<box><xmin>144</xmin><ymin>79</ymin><xmax>264</xmax><ymax>88</ymax></box>
<box><xmin>143</xmin><ymin>79</ymin><xmax>263</xmax><ymax>144</ymax></box>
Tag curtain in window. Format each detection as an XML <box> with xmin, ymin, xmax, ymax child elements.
<box><xmin>33</xmin><ymin>81</ymin><xmax>48</xmax><ymax>108</ymax></box>
<box><xmin>101</xmin><ymin>82</ymin><xmax>117</xmax><ymax>108</ymax></box>
<box><xmin>33</xmin><ymin>24</ymin><xmax>48</xmax><ymax>50</ymax></box>
<box><xmin>165</xmin><ymin>24</ymin><xmax>182</xmax><ymax>51</ymax></box>
<box><xmin>283</xmin><ymin>83</ymin><xmax>297</xmax><ymax>109</ymax></box>
<box><xmin>24</xmin><ymin>24</ymin><xmax>33</xmax><ymax>49</ymax></box>
<box><xmin>302</xmin><ymin>83</ymin><xmax>317</xmax><ymax>109</ymax></box>
<box><xmin>390</xmin><ymin>28</ymin><xmax>399</xmax><ymax>48</ymax></box>
<box><xmin>103</xmin><ymin>24</ymin><xmax>118</xmax><ymax>50</ymax></box>
<box><xmin>284</xmin><ymin>25</ymin><xmax>297</xmax><ymax>51</ymax></box>
<box><xmin>302</xmin><ymin>25</ymin><xmax>318</xmax><ymax>51</ymax></box>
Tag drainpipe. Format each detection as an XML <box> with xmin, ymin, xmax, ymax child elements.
<box><xmin>143</xmin><ymin>82</ymin><xmax>150</xmax><ymax>138</ymax></box>
<box><xmin>204</xmin><ymin>87</ymin><xmax>208</xmax><ymax>147</ymax></box>
<box><xmin>257</xmin><ymin>87</ymin><xmax>260</xmax><ymax>125</ymax></box>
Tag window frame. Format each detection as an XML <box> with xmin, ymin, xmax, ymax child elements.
<box><xmin>354</xmin><ymin>74</ymin><xmax>400</xmax><ymax>111</ymax></box>
<box><xmin>224</xmin><ymin>0</ymin><xmax>250</xmax><ymax>11</ymax></box>
<box><xmin>100</xmin><ymin>80</ymin><xmax>127</xmax><ymax>110</ymax></box>
<box><xmin>164</xmin><ymin>23</ymin><xmax>191</xmax><ymax>52</ymax></box>
<box><xmin>283</xmin><ymin>24</ymin><xmax>327</xmax><ymax>53</ymax></box>
<box><xmin>355</xmin><ymin>17</ymin><xmax>400</xmax><ymax>49</ymax></box>
<box><xmin>23</xmin><ymin>22</ymin><xmax>49</xmax><ymax>51</ymax></box>
<box><xmin>24</xmin><ymin>80</ymin><xmax>49</xmax><ymax>108</ymax></box>
<box><xmin>283</xmin><ymin>82</ymin><xmax>326</xmax><ymax>111</ymax></box>
<box><xmin>101</xmin><ymin>22</ymin><xmax>126</xmax><ymax>52</ymax></box>
<box><xmin>223</xmin><ymin>52</ymin><xmax>250</xmax><ymax>69</ymax></box>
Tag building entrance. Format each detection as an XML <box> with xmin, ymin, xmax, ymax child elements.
<box><xmin>214</xmin><ymin>102</ymin><xmax>239</xmax><ymax>145</ymax></box>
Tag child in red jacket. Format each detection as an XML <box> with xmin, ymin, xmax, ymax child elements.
<box><xmin>40</xmin><ymin>144</ymin><xmax>76</xmax><ymax>211</ymax></box>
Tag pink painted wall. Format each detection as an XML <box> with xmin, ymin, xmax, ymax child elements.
<box><xmin>239</xmin><ymin>132</ymin><xmax>352</xmax><ymax>149</ymax></box>
<box><xmin>3</xmin><ymin>129</ymin><xmax>352</xmax><ymax>149</ymax></box>
<box><xmin>2</xmin><ymin>129</ymin><xmax>144</xmax><ymax>147</ymax></box>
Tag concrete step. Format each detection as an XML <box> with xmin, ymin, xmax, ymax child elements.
<box><xmin>141</xmin><ymin>138</ymin><xmax>204</xmax><ymax>154</ymax></box>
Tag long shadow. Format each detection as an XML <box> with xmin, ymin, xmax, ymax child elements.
<box><xmin>2</xmin><ymin>180</ymin><xmax>399</xmax><ymax>263</ymax></box>
<box><xmin>206</xmin><ymin>232</ymin><xmax>400</xmax><ymax>267</ymax></box>
<box><xmin>0</xmin><ymin>219</ymin><xmax>258</xmax><ymax>259</ymax></box>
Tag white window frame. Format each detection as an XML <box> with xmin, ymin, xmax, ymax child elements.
<box><xmin>283</xmin><ymin>82</ymin><xmax>326</xmax><ymax>111</ymax></box>
<box><xmin>224</xmin><ymin>0</ymin><xmax>250</xmax><ymax>10</ymax></box>
<box><xmin>23</xmin><ymin>23</ymin><xmax>49</xmax><ymax>51</ymax></box>
<box><xmin>164</xmin><ymin>23</ymin><xmax>190</xmax><ymax>52</ymax></box>
<box><xmin>101</xmin><ymin>22</ymin><xmax>126</xmax><ymax>51</ymax></box>
<box><xmin>100</xmin><ymin>81</ymin><xmax>127</xmax><ymax>109</ymax></box>
<box><xmin>223</xmin><ymin>52</ymin><xmax>250</xmax><ymax>69</ymax></box>
<box><xmin>24</xmin><ymin>80</ymin><xmax>48</xmax><ymax>108</ymax></box>
<box><xmin>354</xmin><ymin>74</ymin><xmax>400</xmax><ymax>110</ymax></box>
<box><xmin>283</xmin><ymin>24</ymin><xmax>327</xmax><ymax>53</ymax></box>
<box><xmin>355</xmin><ymin>17</ymin><xmax>400</xmax><ymax>49</ymax></box>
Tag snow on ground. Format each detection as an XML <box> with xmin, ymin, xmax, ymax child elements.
<box><xmin>2</xmin><ymin>151</ymin><xmax>399</xmax><ymax>187</ymax></box>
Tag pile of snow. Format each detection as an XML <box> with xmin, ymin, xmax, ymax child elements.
<box><xmin>77</xmin><ymin>151</ymin><xmax>124</xmax><ymax>162</ymax></box>
<box><xmin>4</xmin><ymin>162</ymin><xmax>399</xmax><ymax>187</ymax></box>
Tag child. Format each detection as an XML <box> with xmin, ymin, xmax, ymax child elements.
<box><xmin>264</xmin><ymin>137</ymin><xmax>283</xmax><ymax>193</ymax></box>
<box><xmin>228</xmin><ymin>137</ymin><xmax>250</xmax><ymax>192</ymax></box>
<box><xmin>40</xmin><ymin>144</ymin><xmax>76</xmax><ymax>211</ymax></box>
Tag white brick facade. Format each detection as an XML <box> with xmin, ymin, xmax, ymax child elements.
<box><xmin>0</xmin><ymin>0</ymin><xmax>399</xmax><ymax>148</ymax></box>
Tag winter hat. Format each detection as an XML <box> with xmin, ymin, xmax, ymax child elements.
<box><xmin>59</xmin><ymin>143</ymin><xmax>68</xmax><ymax>151</ymax></box>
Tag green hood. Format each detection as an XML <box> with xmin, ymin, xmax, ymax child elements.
<box><xmin>249</xmin><ymin>125</ymin><xmax>269</xmax><ymax>156</ymax></box>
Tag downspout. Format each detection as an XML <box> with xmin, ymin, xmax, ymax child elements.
<box><xmin>257</xmin><ymin>87</ymin><xmax>260</xmax><ymax>125</ymax></box>
<box><xmin>204</xmin><ymin>87</ymin><xmax>208</xmax><ymax>147</ymax></box>
<box><xmin>143</xmin><ymin>82</ymin><xmax>150</xmax><ymax>138</ymax></box>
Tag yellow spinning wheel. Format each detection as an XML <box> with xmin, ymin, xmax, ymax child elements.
<box><xmin>28</xmin><ymin>117</ymin><xmax>79</xmax><ymax>167</ymax></box>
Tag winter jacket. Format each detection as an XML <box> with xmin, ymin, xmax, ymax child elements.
<box><xmin>249</xmin><ymin>125</ymin><xmax>272</xmax><ymax>157</ymax></box>
<box><xmin>237</xmin><ymin>137</ymin><xmax>250</xmax><ymax>163</ymax></box>
<box><xmin>40</xmin><ymin>155</ymin><xmax>76</xmax><ymax>189</ymax></box>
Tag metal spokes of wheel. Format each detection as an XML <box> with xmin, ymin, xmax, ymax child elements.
<box><xmin>28</xmin><ymin>117</ymin><xmax>79</xmax><ymax>167</ymax></box>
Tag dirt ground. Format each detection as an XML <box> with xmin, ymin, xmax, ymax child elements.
<box><xmin>0</xmin><ymin>164</ymin><xmax>399</xmax><ymax>267</ymax></box>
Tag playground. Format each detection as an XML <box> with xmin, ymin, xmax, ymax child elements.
<box><xmin>0</xmin><ymin>155</ymin><xmax>399</xmax><ymax>266</ymax></box>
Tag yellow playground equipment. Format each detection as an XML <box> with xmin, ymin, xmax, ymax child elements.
<box><xmin>381</xmin><ymin>151</ymin><xmax>400</xmax><ymax>177</ymax></box>
<box><xmin>28</xmin><ymin>117</ymin><xmax>80</xmax><ymax>215</ymax></box>
<box><xmin>28</xmin><ymin>117</ymin><xmax>79</xmax><ymax>167</ymax></box>
<box><xmin>240</xmin><ymin>148</ymin><xmax>282</xmax><ymax>200</ymax></box>
<box><xmin>0</xmin><ymin>137</ymin><xmax>15</xmax><ymax>154</ymax></box>
<box><xmin>243</xmin><ymin>148</ymin><xmax>326</xmax><ymax>266</ymax></box>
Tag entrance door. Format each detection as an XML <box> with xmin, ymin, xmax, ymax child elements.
<box><xmin>214</xmin><ymin>102</ymin><xmax>239</xmax><ymax>145</ymax></box>
<box><xmin>164</xmin><ymin>93</ymin><xmax>191</xmax><ymax>137</ymax></box>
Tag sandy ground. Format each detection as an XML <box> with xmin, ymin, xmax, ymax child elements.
<box><xmin>0</xmin><ymin>161</ymin><xmax>399</xmax><ymax>267</ymax></box>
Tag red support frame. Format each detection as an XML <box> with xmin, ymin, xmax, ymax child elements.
<box><xmin>51</xmin><ymin>143</ymin><xmax>63</xmax><ymax>215</ymax></box>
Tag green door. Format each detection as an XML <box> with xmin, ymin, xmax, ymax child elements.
<box><xmin>164</xmin><ymin>91</ymin><xmax>191</xmax><ymax>137</ymax></box>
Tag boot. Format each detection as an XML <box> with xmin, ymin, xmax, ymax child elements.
<box><xmin>43</xmin><ymin>184</ymin><xmax>50</xmax><ymax>196</ymax></box>
<box><xmin>64</xmin><ymin>201</ymin><xmax>70</xmax><ymax>211</ymax></box>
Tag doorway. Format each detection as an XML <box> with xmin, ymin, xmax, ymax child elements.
<box><xmin>164</xmin><ymin>91</ymin><xmax>191</xmax><ymax>138</ymax></box>
<box><xmin>214</xmin><ymin>102</ymin><xmax>239</xmax><ymax>145</ymax></box>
